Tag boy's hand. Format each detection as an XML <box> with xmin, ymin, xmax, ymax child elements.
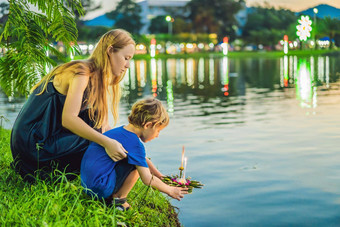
<box><xmin>156</xmin><ymin>175</ymin><xmax>164</xmax><ymax>180</ymax></box>
<box><xmin>169</xmin><ymin>187</ymin><xmax>189</xmax><ymax>201</ymax></box>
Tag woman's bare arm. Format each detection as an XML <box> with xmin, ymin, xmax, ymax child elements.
<box><xmin>61</xmin><ymin>74</ymin><xmax>127</xmax><ymax>161</ymax></box>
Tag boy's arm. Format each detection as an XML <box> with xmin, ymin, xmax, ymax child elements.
<box><xmin>145</xmin><ymin>158</ymin><xmax>163</xmax><ymax>179</ymax></box>
<box><xmin>136</xmin><ymin>166</ymin><xmax>188</xmax><ymax>201</ymax></box>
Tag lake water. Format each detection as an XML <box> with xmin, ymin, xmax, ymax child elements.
<box><xmin>1</xmin><ymin>55</ymin><xmax>340</xmax><ymax>226</ymax></box>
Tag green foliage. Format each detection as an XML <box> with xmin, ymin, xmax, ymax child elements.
<box><xmin>242</xmin><ymin>6</ymin><xmax>297</xmax><ymax>46</ymax></box>
<box><xmin>244</xmin><ymin>6</ymin><xmax>297</xmax><ymax>32</ymax></box>
<box><xmin>0</xmin><ymin>2</ymin><xmax>9</xmax><ymax>27</ymax></box>
<box><xmin>106</xmin><ymin>0</ymin><xmax>143</xmax><ymax>35</ymax></box>
<box><xmin>286</xmin><ymin>23</ymin><xmax>299</xmax><ymax>41</ymax></box>
<box><xmin>149</xmin><ymin>15</ymin><xmax>169</xmax><ymax>34</ymax></box>
<box><xmin>0</xmin><ymin>129</ymin><xmax>180</xmax><ymax>226</ymax></box>
<box><xmin>186</xmin><ymin>0</ymin><xmax>243</xmax><ymax>39</ymax></box>
<box><xmin>78</xmin><ymin>25</ymin><xmax>111</xmax><ymax>42</ymax></box>
<box><xmin>0</xmin><ymin>0</ymin><xmax>84</xmax><ymax>97</ymax></box>
<box><xmin>248</xmin><ymin>29</ymin><xmax>284</xmax><ymax>46</ymax></box>
<box><xmin>72</xmin><ymin>0</ymin><xmax>100</xmax><ymax>20</ymax></box>
<box><xmin>318</xmin><ymin>16</ymin><xmax>340</xmax><ymax>49</ymax></box>
<box><xmin>335</xmin><ymin>34</ymin><xmax>340</xmax><ymax>48</ymax></box>
<box><xmin>147</xmin><ymin>3</ymin><xmax>191</xmax><ymax>34</ymax></box>
<box><xmin>173</xmin><ymin>17</ymin><xmax>192</xmax><ymax>34</ymax></box>
<box><xmin>134</xmin><ymin>33</ymin><xmax>217</xmax><ymax>47</ymax></box>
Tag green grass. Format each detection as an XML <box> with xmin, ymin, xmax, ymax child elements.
<box><xmin>0</xmin><ymin>128</ymin><xmax>180</xmax><ymax>226</ymax></box>
<box><xmin>73</xmin><ymin>49</ymin><xmax>340</xmax><ymax>61</ymax></box>
<box><xmin>136</xmin><ymin>49</ymin><xmax>339</xmax><ymax>59</ymax></box>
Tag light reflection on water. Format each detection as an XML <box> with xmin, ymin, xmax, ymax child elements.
<box><xmin>120</xmin><ymin>55</ymin><xmax>340</xmax><ymax>226</ymax></box>
<box><xmin>1</xmin><ymin>55</ymin><xmax>340</xmax><ymax>226</ymax></box>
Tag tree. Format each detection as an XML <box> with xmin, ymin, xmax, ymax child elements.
<box><xmin>186</xmin><ymin>0</ymin><xmax>243</xmax><ymax>39</ymax></box>
<box><xmin>173</xmin><ymin>17</ymin><xmax>192</xmax><ymax>34</ymax></box>
<box><xmin>148</xmin><ymin>15</ymin><xmax>191</xmax><ymax>34</ymax></box>
<box><xmin>72</xmin><ymin>0</ymin><xmax>101</xmax><ymax>27</ymax></box>
<box><xmin>71</xmin><ymin>0</ymin><xmax>103</xmax><ymax>41</ymax></box>
<box><xmin>0</xmin><ymin>0</ymin><xmax>83</xmax><ymax>97</ymax></box>
<box><xmin>0</xmin><ymin>2</ymin><xmax>9</xmax><ymax>26</ymax></box>
<box><xmin>106</xmin><ymin>0</ymin><xmax>143</xmax><ymax>35</ymax></box>
<box><xmin>318</xmin><ymin>16</ymin><xmax>340</xmax><ymax>49</ymax></box>
<box><xmin>149</xmin><ymin>16</ymin><xmax>168</xmax><ymax>34</ymax></box>
<box><xmin>78</xmin><ymin>26</ymin><xmax>110</xmax><ymax>42</ymax></box>
<box><xmin>242</xmin><ymin>5</ymin><xmax>297</xmax><ymax>46</ymax></box>
<box><xmin>0</xmin><ymin>2</ymin><xmax>9</xmax><ymax>36</ymax></box>
<box><xmin>334</xmin><ymin>34</ymin><xmax>340</xmax><ymax>48</ymax></box>
<box><xmin>76</xmin><ymin>0</ymin><xmax>100</xmax><ymax>18</ymax></box>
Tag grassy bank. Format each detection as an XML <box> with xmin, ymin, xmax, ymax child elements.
<box><xmin>73</xmin><ymin>49</ymin><xmax>340</xmax><ymax>61</ymax></box>
<box><xmin>0</xmin><ymin>128</ymin><xmax>180</xmax><ymax>226</ymax></box>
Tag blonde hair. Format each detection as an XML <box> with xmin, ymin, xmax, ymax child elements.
<box><xmin>128</xmin><ymin>98</ymin><xmax>169</xmax><ymax>128</ymax></box>
<box><xmin>31</xmin><ymin>29</ymin><xmax>135</xmax><ymax>129</ymax></box>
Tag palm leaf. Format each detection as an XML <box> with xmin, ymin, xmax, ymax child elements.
<box><xmin>0</xmin><ymin>0</ymin><xmax>84</xmax><ymax>96</ymax></box>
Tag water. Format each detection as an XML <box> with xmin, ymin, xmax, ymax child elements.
<box><xmin>1</xmin><ymin>55</ymin><xmax>340</xmax><ymax>226</ymax></box>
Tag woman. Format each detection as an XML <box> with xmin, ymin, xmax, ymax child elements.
<box><xmin>10</xmin><ymin>29</ymin><xmax>135</xmax><ymax>182</ymax></box>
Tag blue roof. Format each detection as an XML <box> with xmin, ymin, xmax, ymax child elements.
<box><xmin>319</xmin><ymin>36</ymin><xmax>335</xmax><ymax>41</ymax></box>
<box><xmin>84</xmin><ymin>14</ymin><xmax>115</xmax><ymax>27</ymax></box>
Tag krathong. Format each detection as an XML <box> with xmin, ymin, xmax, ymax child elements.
<box><xmin>162</xmin><ymin>175</ymin><xmax>203</xmax><ymax>193</ymax></box>
<box><xmin>162</xmin><ymin>146</ymin><xmax>203</xmax><ymax>193</ymax></box>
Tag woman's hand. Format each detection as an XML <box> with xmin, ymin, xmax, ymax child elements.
<box><xmin>104</xmin><ymin>138</ymin><xmax>128</xmax><ymax>162</ymax></box>
<box><xmin>169</xmin><ymin>186</ymin><xmax>189</xmax><ymax>201</ymax></box>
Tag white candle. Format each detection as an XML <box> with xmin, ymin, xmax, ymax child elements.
<box><xmin>183</xmin><ymin>157</ymin><xmax>188</xmax><ymax>180</ymax></box>
<box><xmin>180</xmin><ymin>146</ymin><xmax>185</xmax><ymax>168</ymax></box>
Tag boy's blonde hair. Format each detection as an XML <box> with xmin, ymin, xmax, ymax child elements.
<box><xmin>128</xmin><ymin>98</ymin><xmax>169</xmax><ymax>128</ymax></box>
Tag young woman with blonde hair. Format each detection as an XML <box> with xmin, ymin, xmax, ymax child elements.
<box><xmin>11</xmin><ymin>29</ymin><xmax>135</xmax><ymax>182</ymax></box>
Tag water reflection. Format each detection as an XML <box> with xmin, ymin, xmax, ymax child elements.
<box><xmin>166</xmin><ymin>80</ymin><xmax>174</xmax><ymax>113</ymax></box>
<box><xmin>221</xmin><ymin>57</ymin><xmax>230</xmax><ymax>96</ymax></box>
<box><xmin>123</xmin><ymin>55</ymin><xmax>339</xmax><ymax>109</ymax></box>
<box><xmin>1</xmin><ymin>55</ymin><xmax>340</xmax><ymax>129</ymax></box>
<box><xmin>295</xmin><ymin>59</ymin><xmax>315</xmax><ymax>109</ymax></box>
<box><xmin>1</xmin><ymin>55</ymin><xmax>340</xmax><ymax>226</ymax></box>
<box><xmin>150</xmin><ymin>58</ymin><xmax>157</xmax><ymax>97</ymax></box>
<box><xmin>277</xmin><ymin>55</ymin><xmax>336</xmax><ymax>111</ymax></box>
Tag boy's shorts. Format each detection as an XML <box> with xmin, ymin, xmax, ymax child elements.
<box><xmin>108</xmin><ymin>158</ymin><xmax>136</xmax><ymax>199</ymax></box>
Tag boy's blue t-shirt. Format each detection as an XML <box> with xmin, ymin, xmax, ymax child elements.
<box><xmin>80</xmin><ymin>126</ymin><xmax>148</xmax><ymax>199</ymax></box>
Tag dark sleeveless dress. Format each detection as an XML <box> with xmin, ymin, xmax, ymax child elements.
<box><xmin>10</xmin><ymin>82</ymin><xmax>95</xmax><ymax>182</ymax></box>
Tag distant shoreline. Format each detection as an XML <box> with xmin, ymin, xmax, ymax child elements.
<box><xmin>74</xmin><ymin>49</ymin><xmax>340</xmax><ymax>61</ymax></box>
<box><xmin>134</xmin><ymin>49</ymin><xmax>340</xmax><ymax>59</ymax></box>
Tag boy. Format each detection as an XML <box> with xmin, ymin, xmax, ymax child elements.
<box><xmin>81</xmin><ymin>98</ymin><xmax>188</xmax><ymax>210</ymax></box>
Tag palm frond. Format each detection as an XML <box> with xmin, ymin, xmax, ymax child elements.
<box><xmin>0</xmin><ymin>0</ymin><xmax>84</xmax><ymax>96</ymax></box>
